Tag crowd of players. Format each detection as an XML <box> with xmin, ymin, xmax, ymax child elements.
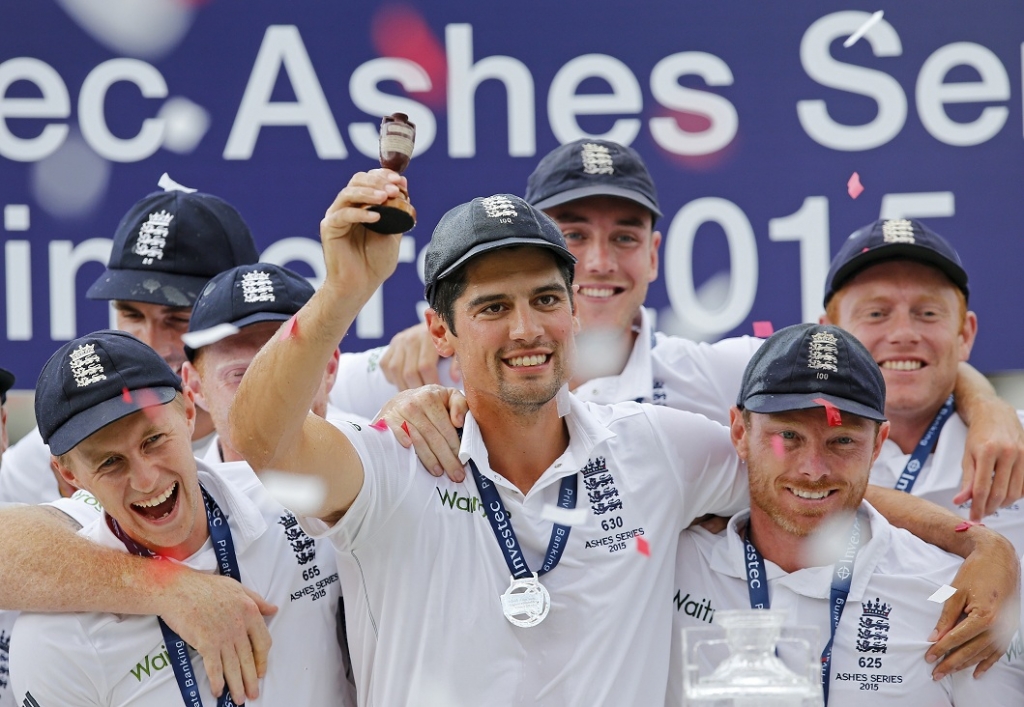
<box><xmin>0</xmin><ymin>139</ymin><xmax>1022</xmax><ymax>706</ymax></box>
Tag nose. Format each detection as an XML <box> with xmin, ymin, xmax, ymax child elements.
<box><xmin>886</xmin><ymin>308</ymin><xmax>922</xmax><ymax>346</ymax></box>
<box><xmin>131</xmin><ymin>457</ymin><xmax>163</xmax><ymax>495</ymax></box>
<box><xmin>580</xmin><ymin>239</ymin><xmax>615</xmax><ymax>274</ymax></box>
<box><xmin>509</xmin><ymin>305</ymin><xmax>544</xmax><ymax>342</ymax></box>
<box><xmin>796</xmin><ymin>447</ymin><xmax>830</xmax><ymax>483</ymax></box>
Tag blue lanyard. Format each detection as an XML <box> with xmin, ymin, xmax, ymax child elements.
<box><xmin>108</xmin><ymin>486</ymin><xmax>240</xmax><ymax>707</ymax></box>
<box><xmin>895</xmin><ymin>394</ymin><xmax>955</xmax><ymax>493</ymax></box>
<box><xmin>742</xmin><ymin>515</ymin><xmax>862</xmax><ymax>706</ymax></box>
<box><xmin>468</xmin><ymin>459</ymin><xmax>577</xmax><ymax>579</ymax></box>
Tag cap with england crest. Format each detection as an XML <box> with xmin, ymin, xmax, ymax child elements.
<box><xmin>423</xmin><ymin>194</ymin><xmax>576</xmax><ymax>306</ymax></box>
<box><xmin>87</xmin><ymin>178</ymin><xmax>259</xmax><ymax>308</ymax></box>
<box><xmin>35</xmin><ymin>330</ymin><xmax>182</xmax><ymax>456</ymax></box>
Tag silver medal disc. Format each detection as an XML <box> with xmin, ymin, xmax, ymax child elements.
<box><xmin>500</xmin><ymin>574</ymin><xmax>550</xmax><ymax>628</ymax></box>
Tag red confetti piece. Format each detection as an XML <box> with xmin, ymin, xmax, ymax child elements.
<box><xmin>122</xmin><ymin>387</ymin><xmax>132</xmax><ymax>403</ymax></box>
<box><xmin>133</xmin><ymin>388</ymin><xmax>164</xmax><ymax>423</ymax></box>
<box><xmin>752</xmin><ymin>321</ymin><xmax>774</xmax><ymax>338</ymax></box>
<box><xmin>812</xmin><ymin>398</ymin><xmax>842</xmax><ymax>427</ymax></box>
<box><xmin>636</xmin><ymin>535</ymin><xmax>650</xmax><ymax>557</ymax></box>
<box><xmin>279</xmin><ymin>315</ymin><xmax>298</xmax><ymax>341</ymax></box>
<box><xmin>955</xmin><ymin>520</ymin><xmax>985</xmax><ymax>532</ymax></box>
<box><xmin>847</xmin><ymin>172</ymin><xmax>864</xmax><ymax>199</ymax></box>
<box><xmin>771</xmin><ymin>436</ymin><xmax>785</xmax><ymax>459</ymax></box>
<box><xmin>401</xmin><ymin>421</ymin><xmax>410</xmax><ymax>436</ymax></box>
<box><xmin>369</xmin><ymin>419</ymin><xmax>389</xmax><ymax>431</ymax></box>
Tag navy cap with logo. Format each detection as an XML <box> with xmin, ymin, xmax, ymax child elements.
<box><xmin>0</xmin><ymin>367</ymin><xmax>14</xmax><ymax>405</ymax></box>
<box><xmin>824</xmin><ymin>218</ymin><xmax>969</xmax><ymax>306</ymax></box>
<box><xmin>525</xmin><ymin>139</ymin><xmax>662</xmax><ymax>219</ymax></box>
<box><xmin>738</xmin><ymin>323</ymin><xmax>886</xmax><ymax>423</ymax></box>
<box><xmin>36</xmin><ymin>330</ymin><xmax>183</xmax><ymax>456</ymax></box>
<box><xmin>423</xmin><ymin>194</ymin><xmax>577</xmax><ymax>306</ymax></box>
<box><xmin>87</xmin><ymin>187</ymin><xmax>260</xmax><ymax>308</ymax></box>
<box><xmin>184</xmin><ymin>263</ymin><xmax>315</xmax><ymax>360</ymax></box>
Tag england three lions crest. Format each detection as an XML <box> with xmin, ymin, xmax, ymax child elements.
<box><xmin>856</xmin><ymin>598</ymin><xmax>891</xmax><ymax>654</ymax></box>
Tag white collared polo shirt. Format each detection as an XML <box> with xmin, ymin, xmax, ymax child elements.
<box><xmin>667</xmin><ymin>503</ymin><xmax>1024</xmax><ymax>706</ymax></box>
<box><xmin>11</xmin><ymin>462</ymin><xmax>354</xmax><ymax>707</ymax></box>
<box><xmin>870</xmin><ymin>411</ymin><xmax>1024</xmax><ymax>555</ymax></box>
<box><xmin>301</xmin><ymin>391</ymin><xmax>748</xmax><ymax>706</ymax></box>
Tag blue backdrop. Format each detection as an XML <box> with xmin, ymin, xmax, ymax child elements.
<box><xmin>3</xmin><ymin>1</ymin><xmax>1023</xmax><ymax>387</ymax></box>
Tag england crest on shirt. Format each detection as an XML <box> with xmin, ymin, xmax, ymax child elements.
<box><xmin>856</xmin><ymin>598</ymin><xmax>892</xmax><ymax>654</ymax></box>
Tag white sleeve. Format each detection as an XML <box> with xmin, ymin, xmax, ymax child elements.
<box><xmin>11</xmin><ymin>613</ymin><xmax>104</xmax><ymax>706</ymax></box>
<box><xmin>0</xmin><ymin>428</ymin><xmax>60</xmax><ymax>506</ymax></box>
<box><xmin>645</xmin><ymin>405</ymin><xmax>749</xmax><ymax>524</ymax></box>
<box><xmin>298</xmin><ymin>421</ymin><xmax>423</xmax><ymax>551</ymax></box>
<box><xmin>328</xmin><ymin>347</ymin><xmax>400</xmax><ymax>419</ymax></box>
<box><xmin>43</xmin><ymin>490</ymin><xmax>104</xmax><ymax>528</ymax></box>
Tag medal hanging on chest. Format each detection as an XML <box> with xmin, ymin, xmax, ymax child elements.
<box><xmin>469</xmin><ymin>459</ymin><xmax>578</xmax><ymax>628</ymax></box>
<box><xmin>500</xmin><ymin>573</ymin><xmax>551</xmax><ymax>627</ymax></box>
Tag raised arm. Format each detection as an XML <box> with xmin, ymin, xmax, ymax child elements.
<box><xmin>952</xmin><ymin>361</ymin><xmax>1024</xmax><ymax>519</ymax></box>
<box><xmin>863</xmin><ymin>485</ymin><xmax>1020</xmax><ymax>678</ymax></box>
<box><xmin>228</xmin><ymin>170</ymin><xmax>405</xmax><ymax>521</ymax></box>
<box><xmin>0</xmin><ymin>504</ymin><xmax>275</xmax><ymax>704</ymax></box>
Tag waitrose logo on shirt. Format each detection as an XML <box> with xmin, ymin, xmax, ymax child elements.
<box><xmin>436</xmin><ymin>488</ymin><xmax>485</xmax><ymax>515</ymax></box>
<box><xmin>130</xmin><ymin>644</ymin><xmax>172</xmax><ymax>682</ymax></box>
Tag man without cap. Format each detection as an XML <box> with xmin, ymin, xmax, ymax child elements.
<box><xmin>0</xmin><ymin>177</ymin><xmax>259</xmax><ymax>506</ymax></box>
<box><xmin>331</xmin><ymin>139</ymin><xmax>1024</xmax><ymax>521</ymax></box>
<box><xmin>667</xmin><ymin>323</ymin><xmax>1024</xmax><ymax>706</ymax></box>
<box><xmin>229</xmin><ymin>170</ymin><xmax>754</xmax><ymax>705</ymax></box>
<box><xmin>10</xmin><ymin>330</ymin><xmax>351</xmax><ymax>706</ymax></box>
<box><xmin>821</xmin><ymin>219</ymin><xmax>1024</xmax><ymax>554</ymax></box>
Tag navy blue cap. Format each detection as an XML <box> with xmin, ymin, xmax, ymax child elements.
<box><xmin>738</xmin><ymin>323</ymin><xmax>886</xmax><ymax>423</ymax></box>
<box><xmin>36</xmin><ymin>330</ymin><xmax>182</xmax><ymax>456</ymax></box>
<box><xmin>824</xmin><ymin>218</ymin><xmax>969</xmax><ymax>306</ymax></box>
<box><xmin>0</xmin><ymin>367</ymin><xmax>13</xmax><ymax>405</ymax></box>
<box><xmin>184</xmin><ymin>263</ymin><xmax>315</xmax><ymax>360</ymax></box>
<box><xmin>87</xmin><ymin>188</ymin><xmax>259</xmax><ymax>307</ymax></box>
<box><xmin>525</xmin><ymin>139</ymin><xmax>662</xmax><ymax>219</ymax></box>
<box><xmin>424</xmin><ymin>194</ymin><xmax>576</xmax><ymax>305</ymax></box>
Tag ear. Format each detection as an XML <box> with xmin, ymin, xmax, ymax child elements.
<box><xmin>180</xmin><ymin>361</ymin><xmax>208</xmax><ymax>412</ymax></box>
<box><xmin>959</xmin><ymin>311</ymin><xmax>979</xmax><ymax>362</ymax></box>
<box><xmin>728</xmin><ymin>406</ymin><xmax>749</xmax><ymax>460</ymax></box>
<box><xmin>818</xmin><ymin>313</ymin><xmax>831</xmax><ymax>325</ymax></box>
<box><xmin>872</xmin><ymin>421</ymin><xmax>891</xmax><ymax>464</ymax></box>
<box><xmin>52</xmin><ymin>454</ymin><xmax>82</xmax><ymax>492</ymax></box>
<box><xmin>648</xmin><ymin>230</ymin><xmax>662</xmax><ymax>282</ymax></box>
<box><xmin>180</xmin><ymin>387</ymin><xmax>197</xmax><ymax>436</ymax></box>
<box><xmin>425</xmin><ymin>308</ymin><xmax>456</xmax><ymax>358</ymax></box>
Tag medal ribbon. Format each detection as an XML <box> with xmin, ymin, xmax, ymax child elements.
<box><xmin>108</xmin><ymin>486</ymin><xmax>241</xmax><ymax>707</ymax></box>
<box><xmin>742</xmin><ymin>514</ymin><xmax>863</xmax><ymax>707</ymax></box>
<box><xmin>469</xmin><ymin>459</ymin><xmax>578</xmax><ymax>579</ymax></box>
<box><xmin>894</xmin><ymin>394</ymin><xmax>954</xmax><ymax>493</ymax></box>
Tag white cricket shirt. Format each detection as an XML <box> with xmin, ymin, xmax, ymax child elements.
<box><xmin>11</xmin><ymin>462</ymin><xmax>353</xmax><ymax>707</ymax></box>
<box><xmin>667</xmin><ymin>503</ymin><xmax>1024</xmax><ymax>706</ymax></box>
<box><xmin>870</xmin><ymin>411</ymin><xmax>1024</xmax><ymax>555</ymax></box>
<box><xmin>301</xmin><ymin>389</ymin><xmax>748</xmax><ymax>706</ymax></box>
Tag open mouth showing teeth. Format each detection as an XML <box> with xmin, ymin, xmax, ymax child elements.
<box><xmin>506</xmin><ymin>354</ymin><xmax>550</xmax><ymax>368</ymax></box>
<box><xmin>789</xmin><ymin>487</ymin><xmax>832</xmax><ymax>500</ymax></box>
<box><xmin>131</xmin><ymin>482</ymin><xmax>179</xmax><ymax>520</ymax></box>
<box><xmin>881</xmin><ymin>360</ymin><xmax>923</xmax><ymax>371</ymax></box>
<box><xmin>578</xmin><ymin>286</ymin><xmax>623</xmax><ymax>299</ymax></box>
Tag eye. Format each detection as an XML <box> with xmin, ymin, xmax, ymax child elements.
<box><xmin>562</xmin><ymin>230</ymin><xmax>585</xmax><ymax>242</ymax></box>
<box><xmin>536</xmin><ymin>294</ymin><xmax>560</xmax><ymax>307</ymax></box>
<box><xmin>779</xmin><ymin>430</ymin><xmax>797</xmax><ymax>440</ymax></box>
<box><xmin>613</xmin><ymin>233</ymin><xmax>640</xmax><ymax>245</ymax></box>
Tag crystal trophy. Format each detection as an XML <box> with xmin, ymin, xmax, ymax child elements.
<box><xmin>682</xmin><ymin>610</ymin><xmax>822</xmax><ymax>707</ymax></box>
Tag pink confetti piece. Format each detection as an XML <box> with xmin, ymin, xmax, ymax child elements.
<box><xmin>279</xmin><ymin>315</ymin><xmax>298</xmax><ymax>341</ymax></box>
<box><xmin>401</xmin><ymin>421</ymin><xmax>410</xmax><ymax>436</ymax></box>
<box><xmin>636</xmin><ymin>535</ymin><xmax>650</xmax><ymax>557</ymax></box>
<box><xmin>812</xmin><ymin>398</ymin><xmax>842</xmax><ymax>427</ymax></box>
<box><xmin>955</xmin><ymin>520</ymin><xmax>985</xmax><ymax>532</ymax></box>
<box><xmin>369</xmin><ymin>419</ymin><xmax>389</xmax><ymax>431</ymax></box>
<box><xmin>847</xmin><ymin>172</ymin><xmax>864</xmax><ymax>199</ymax></box>
<box><xmin>122</xmin><ymin>387</ymin><xmax>132</xmax><ymax>403</ymax></box>
<box><xmin>771</xmin><ymin>436</ymin><xmax>785</xmax><ymax>459</ymax></box>
<box><xmin>752</xmin><ymin>321</ymin><xmax>774</xmax><ymax>338</ymax></box>
<box><xmin>133</xmin><ymin>388</ymin><xmax>164</xmax><ymax>423</ymax></box>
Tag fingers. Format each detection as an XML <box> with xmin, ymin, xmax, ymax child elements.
<box><xmin>244</xmin><ymin>586</ymin><xmax>279</xmax><ymax>618</ymax></box>
<box><xmin>235</xmin><ymin>634</ymin><xmax>260</xmax><ymax>702</ymax></box>
<box><xmin>219</xmin><ymin>647</ymin><xmax>247</xmax><ymax>705</ymax></box>
<box><xmin>984</xmin><ymin>449</ymin><xmax>1013</xmax><ymax>517</ymax></box>
<box><xmin>380</xmin><ymin>323</ymin><xmax>441</xmax><ymax>389</ymax></box>
<box><xmin>930</xmin><ymin>627</ymin><xmax>995</xmax><ymax>679</ymax></box>
<box><xmin>379</xmin><ymin>385</ymin><xmax>464</xmax><ymax>480</ymax></box>
<box><xmin>972</xmin><ymin>650</ymin><xmax>1003</xmax><ymax>678</ymax></box>
<box><xmin>449</xmin><ymin>390</ymin><xmax>469</xmax><ymax>429</ymax></box>
<box><xmin>202</xmin><ymin>651</ymin><xmax>225</xmax><ymax>702</ymax></box>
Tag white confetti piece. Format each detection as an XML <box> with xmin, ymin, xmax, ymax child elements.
<box><xmin>261</xmin><ymin>470</ymin><xmax>326</xmax><ymax>517</ymax></box>
<box><xmin>843</xmin><ymin>11</ymin><xmax>884</xmax><ymax>48</ymax></box>
<box><xmin>927</xmin><ymin>584</ymin><xmax>957</xmax><ymax>604</ymax></box>
<box><xmin>541</xmin><ymin>504</ymin><xmax>589</xmax><ymax>527</ymax></box>
<box><xmin>181</xmin><ymin>323</ymin><xmax>239</xmax><ymax>350</ymax></box>
<box><xmin>158</xmin><ymin>171</ymin><xmax>198</xmax><ymax>193</ymax></box>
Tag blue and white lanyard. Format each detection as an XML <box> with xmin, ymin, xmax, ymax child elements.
<box><xmin>895</xmin><ymin>394</ymin><xmax>955</xmax><ymax>493</ymax></box>
<box><xmin>109</xmin><ymin>486</ymin><xmax>241</xmax><ymax>707</ymax></box>
<box><xmin>469</xmin><ymin>459</ymin><xmax>577</xmax><ymax>579</ymax></box>
<box><xmin>743</xmin><ymin>514</ymin><xmax>862</xmax><ymax>706</ymax></box>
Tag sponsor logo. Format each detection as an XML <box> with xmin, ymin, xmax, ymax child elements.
<box><xmin>129</xmin><ymin>644</ymin><xmax>171</xmax><ymax>682</ymax></box>
<box><xmin>436</xmin><ymin>487</ymin><xmax>484</xmax><ymax>515</ymax></box>
<box><xmin>673</xmin><ymin>590</ymin><xmax>715</xmax><ymax>623</ymax></box>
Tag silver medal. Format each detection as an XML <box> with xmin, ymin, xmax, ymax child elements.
<box><xmin>500</xmin><ymin>573</ymin><xmax>550</xmax><ymax>628</ymax></box>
